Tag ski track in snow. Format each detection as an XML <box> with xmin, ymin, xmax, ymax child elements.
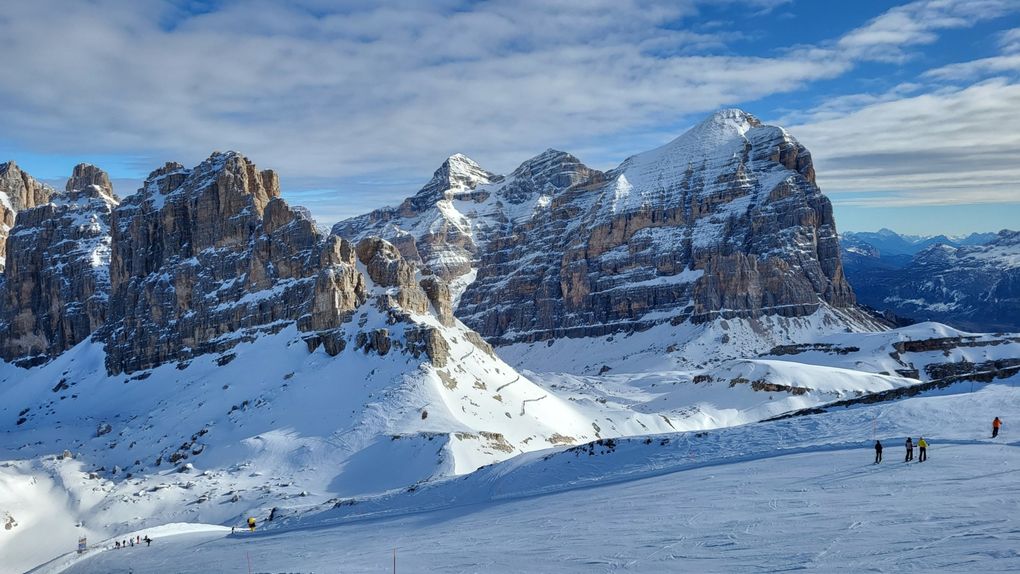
<box><xmin>28</xmin><ymin>379</ymin><xmax>1020</xmax><ymax>574</ymax></box>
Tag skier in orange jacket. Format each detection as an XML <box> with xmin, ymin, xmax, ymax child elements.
<box><xmin>993</xmin><ymin>417</ymin><xmax>1002</xmax><ymax>438</ymax></box>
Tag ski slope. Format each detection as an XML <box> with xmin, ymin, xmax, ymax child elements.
<box><xmin>33</xmin><ymin>379</ymin><xmax>1020</xmax><ymax>573</ymax></box>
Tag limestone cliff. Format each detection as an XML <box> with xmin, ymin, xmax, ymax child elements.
<box><xmin>0</xmin><ymin>162</ymin><xmax>55</xmax><ymax>272</ymax></box>
<box><xmin>337</xmin><ymin>109</ymin><xmax>866</xmax><ymax>345</ymax></box>
<box><xmin>98</xmin><ymin>151</ymin><xmax>449</xmax><ymax>374</ymax></box>
<box><xmin>0</xmin><ymin>164</ymin><xmax>117</xmax><ymax>365</ymax></box>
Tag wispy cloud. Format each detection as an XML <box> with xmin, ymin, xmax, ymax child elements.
<box><xmin>789</xmin><ymin>79</ymin><xmax>1020</xmax><ymax>207</ymax></box>
<box><xmin>1000</xmin><ymin>27</ymin><xmax>1020</xmax><ymax>53</ymax></box>
<box><xmin>833</xmin><ymin>0</ymin><xmax>1014</xmax><ymax>62</ymax></box>
<box><xmin>0</xmin><ymin>0</ymin><xmax>1018</xmax><ymax>223</ymax></box>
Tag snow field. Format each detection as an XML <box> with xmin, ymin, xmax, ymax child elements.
<box><xmin>41</xmin><ymin>379</ymin><xmax>1020</xmax><ymax>573</ymax></box>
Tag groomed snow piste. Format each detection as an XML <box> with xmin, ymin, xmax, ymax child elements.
<box><xmin>26</xmin><ymin>376</ymin><xmax>1020</xmax><ymax>574</ymax></box>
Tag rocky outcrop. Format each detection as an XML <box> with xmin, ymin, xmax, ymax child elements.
<box><xmin>65</xmin><ymin>151</ymin><xmax>455</xmax><ymax>375</ymax></box>
<box><xmin>335</xmin><ymin>154</ymin><xmax>497</xmax><ymax>279</ymax></box>
<box><xmin>65</xmin><ymin>163</ymin><xmax>113</xmax><ymax>196</ymax></box>
<box><xmin>300</xmin><ymin>235</ymin><xmax>366</xmax><ymax>333</ymax></box>
<box><xmin>0</xmin><ymin>164</ymin><xmax>117</xmax><ymax>365</ymax></box>
<box><xmin>100</xmin><ymin>152</ymin><xmax>324</xmax><ymax>373</ymax></box>
<box><xmin>356</xmin><ymin>236</ymin><xmax>431</xmax><ymax>315</ymax></box>
<box><xmin>338</xmin><ymin>109</ymin><xmax>865</xmax><ymax>346</ymax></box>
<box><xmin>420</xmin><ymin>275</ymin><xmax>454</xmax><ymax>326</ymax></box>
<box><xmin>0</xmin><ymin>162</ymin><xmax>55</xmax><ymax>272</ymax></box>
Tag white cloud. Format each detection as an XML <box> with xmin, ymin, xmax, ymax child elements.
<box><xmin>1001</xmin><ymin>27</ymin><xmax>1020</xmax><ymax>54</ymax></box>
<box><xmin>923</xmin><ymin>55</ymin><xmax>1020</xmax><ymax>81</ymax></box>
<box><xmin>0</xmin><ymin>0</ymin><xmax>1018</xmax><ymax>224</ymax></box>
<box><xmin>834</xmin><ymin>0</ymin><xmax>1015</xmax><ymax>62</ymax></box>
<box><xmin>788</xmin><ymin>79</ymin><xmax>1020</xmax><ymax>207</ymax></box>
<box><xmin>0</xmin><ymin>0</ymin><xmax>848</xmax><ymax>186</ymax></box>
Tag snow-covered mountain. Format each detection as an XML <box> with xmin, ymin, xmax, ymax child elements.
<box><xmin>843</xmin><ymin>229</ymin><xmax>1020</xmax><ymax>332</ymax></box>
<box><xmin>337</xmin><ymin>109</ymin><xmax>880</xmax><ymax>367</ymax></box>
<box><xmin>0</xmin><ymin>152</ymin><xmax>677</xmax><ymax>571</ymax></box>
<box><xmin>2</xmin><ymin>114</ymin><xmax>1019</xmax><ymax>572</ymax></box>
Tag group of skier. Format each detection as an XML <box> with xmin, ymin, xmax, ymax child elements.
<box><xmin>113</xmin><ymin>535</ymin><xmax>151</xmax><ymax>549</ymax></box>
<box><xmin>873</xmin><ymin>417</ymin><xmax>1003</xmax><ymax>464</ymax></box>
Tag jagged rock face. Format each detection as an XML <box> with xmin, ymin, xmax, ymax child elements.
<box><xmin>0</xmin><ymin>165</ymin><xmax>118</xmax><ymax>365</ymax></box>
<box><xmin>94</xmin><ymin>151</ymin><xmax>450</xmax><ymax>374</ymax></box>
<box><xmin>0</xmin><ymin>162</ymin><xmax>55</xmax><ymax>272</ymax></box>
<box><xmin>101</xmin><ymin>152</ymin><xmax>324</xmax><ymax>374</ymax></box>
<box><xmin>420</xmin><ymin>275</ymin><xmax>454</xmax><ymax>326</ymax></box>
<box><xmin>337</xmin><ymin>109</ymin><xmax>858</xmax><ymax>345</ymax></box>
<box><xmin>335</xmin><ymin>154</ymin><xmax>498</xmax><ymax>279</ymax></box>
<box><xmin>355</xmin><ymin>236</ymin><xmax>432</xmax><ymax>315</ymax></box>
<box><xmin>66</xmin><ymin>163</ymin><xmax>113</xmax><ymax>196</ymax></box>
<box><xmin>300</xmin><ymin>235</ymin><xmax>367</xmax><ymax>332</ymax></box>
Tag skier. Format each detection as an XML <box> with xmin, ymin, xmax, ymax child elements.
<box><xmin>115</xmin><ymin>541</ymin><xmax>120</xmax><ymax>549</ymax></box>
<box><xmin>993</xmin><ymin>417</ymin><xmax>1002</xmax><ymax>438</ymax></box>
<box><xmin>247</xmin><ymin>517</ymin><xmax>256</xmax><ymax>532</ymax></box>
<box><xmin>129</xmin><ymin>539</ymin><xmax>134</xmax><ymax>547</ymax></box>
<box><xmin>917</xmin><ymin>437</ymin><xmax>928</xmax><ymax>462</ymax></box>
<box><xmin>905</xmin><ymin>437</ymin><xmax>914</xmax><ymax>462</ymax></box>
<box><xmin>874</xmin><ymin>440</ymin><xmax>883</xmax><ymax>464</ymax></box>
<box><xmin>144</xmin><ymin>536</ymin><xmax>152</xmax><ymax>547</ymax></box>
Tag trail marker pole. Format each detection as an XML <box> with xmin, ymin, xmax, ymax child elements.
<box><xmin>393</xmin><ymin>548</ymin><xmax>397</xmax><ymax>574</ymax></box>
<box><xmin>246</xmin><ymin>551</ymin><xmax>252</xmax><ymax>574</ymax></box>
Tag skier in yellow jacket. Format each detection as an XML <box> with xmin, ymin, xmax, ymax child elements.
<box><xmin>917</xmin><ymin>437</ymin><xmax>928</xmax><ymax>462</ymax></box>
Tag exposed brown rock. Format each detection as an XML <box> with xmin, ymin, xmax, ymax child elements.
<box><xmin>338</xmin><ymin>111</ymin><xmax>866</xmax><ymax>346</ymax></box>
<box><xmin>0</xmin><ymin>166</ymin><xmax>117</xmax><ymax>364</ymax></box>
<box><xmin>420</xmin><ymin>276</ymin><xmax>455</xmax><ymax>326</ymax></box>
<box><xmin>405</xmin><ymin>326</ymin><xmax>450</xmax><ymax>367</ymax></box>
<box><xmin>300</xmin><ymin>236</ymin><xmax>367</xmax><ymax>332</ymax></box>
<box><xmin>0</xmin><ymin>161</ymin><xmax>55</xmax><ymax>272</ymax></box>
<box><xmin>65</xmin><ymin>163</ymin><xmax>113</xmax><ymax>196</ymax></box>
<box><xmin>101</xmin><ymin>152</ymin><xmax>323</xmax><ymax>373</ymax></box>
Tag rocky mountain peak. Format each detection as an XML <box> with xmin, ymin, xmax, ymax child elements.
<box><xmin>0</xmin><ymin>161</ymin><xmax>55</xmax><ymax>273</ymax></box>
<box><xmin>616</xmin><ymin>108</ymin><xmax>766</xmax><ymax>180</ymax></box>
<box><xmin>340</xmin><ymin>108</ymin><xmax>866</xmax><ymax>355</ymax></box>
<box><xmin>65</xmin><ymin>163</ymin><xmax>114</xmax><ymax>197</ymax></box>
<box><xmin>0</xmin><ymin>160</ymin><xmax>54</xmax><ymax>212</ymax></box>
<box><xmin>0</xmin><ymin>163</ymin><xmax>117</xmax><ymax>364</ymax></box>
<box><xmin>501</xmin><ymin>148</ymin><xmax>601</xmax><ymax>204</ymax></box>
<box><xmin>670</xmin><ymin>108</ymin><xmax>761</xmax><ymax>148</ymax></box>
<box><xmin>996</xmin><ymin>229</ymin><xmax>1020</xmax><ymax>244</ymax></box>
<box><xmin>417</xmin><ymin>153</ymin><xmax>496</xmax><ymax>201</ymax></box>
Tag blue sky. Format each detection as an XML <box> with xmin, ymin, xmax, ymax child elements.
<box><xmin>1</xmin><ymin>0</ymin><xmax>1018</xmax><ymax>235</ymax></box>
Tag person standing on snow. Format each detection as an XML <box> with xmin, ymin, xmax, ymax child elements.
<box><xmin>874</xmin><ymin>440</ymin><xmax>883</xmax><ymax>464</ymax></box>
<box><xmin>917</xmin><ymin>437</ymin><xmax>928</xmax><ymax>462</ymax></box>
<box><xmin>993</xmin><ymin>417</ymin><xmax>1002</xmax><ymax>438</ymax></box>
<box><xmin>905</xmin><ymin>437</ymin><xmax>914</xmax><ymax>462</ymax></box>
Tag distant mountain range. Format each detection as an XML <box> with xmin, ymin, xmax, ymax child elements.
<box><xmin>841</xmin><ymin>228</ymin><xmax>1020</xmax><ymax>332</ymax></box>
